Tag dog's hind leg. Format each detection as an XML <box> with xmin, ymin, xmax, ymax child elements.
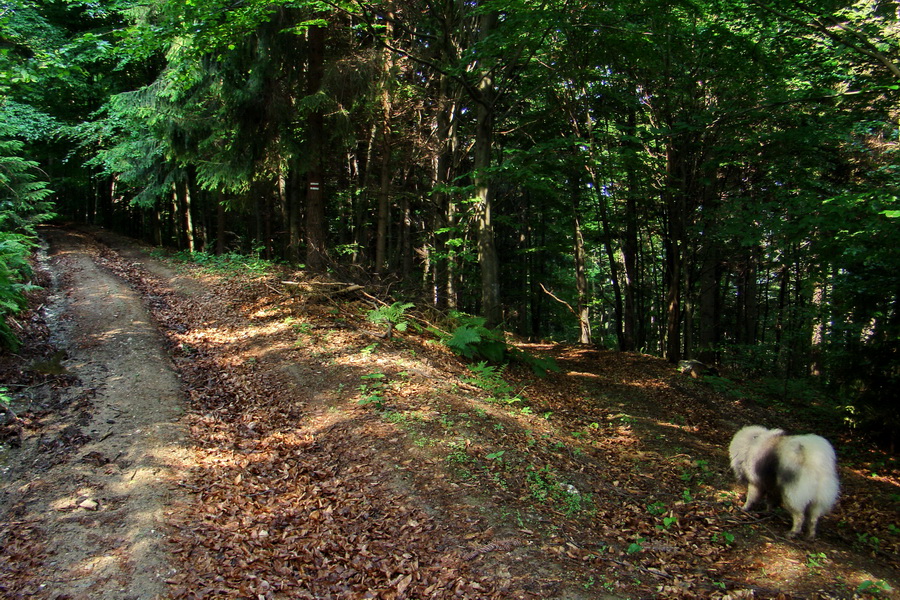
<box><xmin>804</xmin><ymin>504</ymin><xmax>825</xmax><ymax>540</ymax></box>
<box><xmin>742</xmin><ymin>482</ymin><xmax>764</xmax><ymax>511</ymax></box>
<box><xmin>786</xmin><ymin>507</ymin><xmax>805</xmax><ymax>539</ymax></box>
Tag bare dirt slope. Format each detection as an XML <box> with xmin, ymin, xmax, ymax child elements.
<box><xmin>1</xmin><ymin>224</ymin><xmax>898</xmax><ymax>599</ymax></box>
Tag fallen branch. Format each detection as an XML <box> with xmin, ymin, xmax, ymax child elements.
<box><xmin>281</xmin><ymin>281</ymin><xmax>364</xmax><ymax>299</ymax></box>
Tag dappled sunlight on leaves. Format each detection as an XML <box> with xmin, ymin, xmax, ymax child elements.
<box><xmin>71</xmin><ymin>240</ymin><xmax>900</xmax><ymax>599</ymax></box>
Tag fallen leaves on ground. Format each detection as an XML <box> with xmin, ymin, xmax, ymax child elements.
<box><xmin>3</xmin><ymin>230</ymin><xmax>899</xmax><ymax>599</ymax></box>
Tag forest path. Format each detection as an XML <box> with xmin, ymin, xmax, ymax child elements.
<box><xmin>0</xmin><ymin>226</ymin><xmax>190</xmax><ymax>599</ymax></box>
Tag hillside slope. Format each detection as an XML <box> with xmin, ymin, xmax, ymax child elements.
<box><xmin>1</xmin><ymin>225</ymin><xmax>897</xmax><ymax>599</ymax></box>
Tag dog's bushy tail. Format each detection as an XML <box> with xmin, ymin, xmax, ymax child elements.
<box><xmin>778</xmin><ymin>434</ymin><xmax>839</xmax><ymax>520</ymax></box>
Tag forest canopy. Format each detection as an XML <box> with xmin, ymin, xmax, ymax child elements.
<box><xmin>1</xmin><ymin>0</ymin><xmax>898</xmax><ymax>438</ymax></box>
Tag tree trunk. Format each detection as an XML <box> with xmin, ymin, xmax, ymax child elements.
<box><xmin>171</xmin><ymin>183</ymin><xmax>182</xmax><ymax>249</ymax></box>
<box><xmin>473</xmin><ymin>9</ymin><xmax>501</xmax><ymax>327</ymax></box>
<box><xmin>809</xmin><ymin>277</ymin><xmax>826</xmax><ymax>376</ymax></box>
<box><xmin>572</xmin><ymin>180</ymin><xmax>592</xmax><ymax>344</ymax></box>
<box><xmin>664</xmin><ymin>239</ymin><xmax>682</xmax><ymax>363</ymax></box>
<box><xmin>177</xmin><ymin>175</ymin><xmax>195</xmax><ymax>252</ymax></box>
<box><xmin>586</xmin><ymin>166</ymin><xmax>624</xmax><ymax>349</ymax></box>
<box><xmin>774</xmin><ymin>263</ymin><xmax>790</xmax><ymax>372</ymax></box>
<box><xmin>374</xmin><ymin>8</ymin><xmax>395</xmax><ymax>275</ymax></box>
<box><xmin>263</xmin><ymin>190</ymin><xmax>273</xmax><ymax>259</ymax></box>
<box><xmin>375</xmin><ymin>135</ymin><xmax>391</xmax><ymax>274</ymax></box>
<box><xmin>305</xmin><ymin>23</ymin><xmax>327</xmax><ymax>272</ymax></box>
<box><xmin>216</xmin><ymin>198</ymin><xmax>226</xmax><ymax>256</ymax></box>
<box><xmin>622</xmin><ymin>165</ymin><xmax>639</xmax><ymax>352</ymax></box>
<box><xmin>400</xmin><ymin>194</ymin><xmax>413</xmax><ymax>277</ymax></box>
<box><xmin>697</xmin><ymin>251</ymin><xmax>720</xmax><ymax>365</ymax></box>
<box><xmin>432</xmin><ymin>72</ymin><xmax>461</xmax><ymax>309</ymax></box>
<box><xmin>281</xmin><ymin>169</ymin><xmax>301</xmax><ymax>264</ymax></box>
<box><xmin>618</xmin><ymin>102</ymin><xmax>646</xmax><ymax>352</ymax></box>
<box><xmin>662</xmin><ymin>138</ymin><xmax>690</xmax><ymax>363</ymax></box>
<box><xmin>151</xmin><ymin>206</ymin><xmax>162</xmax><ymax>247</ymax></box>
<box><xmin>306</xmin><ymin>173</ymin><xmax>326</xmax><ymax>271</ymax></box>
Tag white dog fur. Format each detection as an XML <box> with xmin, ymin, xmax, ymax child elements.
<box><xmin>729</xmin><ymin>425</ymin><xmax>839</xmax><ymax>540</ymax></box>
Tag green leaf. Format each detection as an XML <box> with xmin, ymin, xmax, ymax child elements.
<box><xmin>446</xmin><ymin>325</ymin><xmax>482</xmax><ymax>358</ymax></box>
<box><xmin>476</xmin><ymin>340</ymin><xmax>507</xmax><ymax>363</ymax></box>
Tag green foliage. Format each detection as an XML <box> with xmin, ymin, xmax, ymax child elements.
<box><xmin>525</xmin><ymin>464</ymin><xmax>593</xmax><ymax>516</ymax></box>
<box><xmin>158</xmin><ymin>248</ymin><xmax>275</xmax><ymax>276</ymax></box>
<box><xmin>0</xmin><ymin>131</ymin><xmax>54</xmax><ymax>350</ymax></box>
<box><xmin>0</xmin><ymin>137</ymin><xmax>54</xmax><ymax>234</ymax></box>
<box><xmin>367</xmin><ymin>302</ymin><xmax>414</xmax><ymax>338</ymax></box>
<box><xmin>358</xmin><ymin>372</ymin><xmax>387</xmax><ymax>410</ymax></box>
<box><xmin>509</xmin><ymin>347</ymin><xmax>562</xmax><ymax>377</ymax></box>
<box><xmin>855</xmin><ymin>580</ymin><xmax>893</xmax><ymax>597</ymax></box>
<box><xmin>659</xmin><ymin>516</ymin><xmax>678</xmax><ymax>530</ymax></box>
<box><xmin>432</xmin><ymin>311</ymin><xmax>560</xmax><ymax>376</ymax></box>
<box><xmin>0</xmin><ymin>234</ymin><xmax>39</xmax><ymax>349</ymax></box>
<box><xmin>711</xmin><ymin>531</ymin><xmax>735</xmax><ymax>546</ymax></box>
<box><xmin>0</xmin><ymin>101</ymin><xmax>61</xmax><ymax>142</ymax></box>
<box><xmin>463</xmin><ymin>361</ymin><xmax>517</xmax><ymax>403</ymax></box>
<box><xmin>646</xmin><ymin>501</ymin><xmax>667</xmax><ymax>516</ymax></box>
<box><xmin>525</xmin><ymin>465</ymin><xmax>559</xmax><ymax>502</ymax></box>
<box><xmin>436</xmin><ymin>311</ymin><xmax>507</xmax><ymax>362</ymax></box>
<box><xmin>806</xmin><ymin>552</ymin><xmax>827</xmax><ymax>571</ymax></box>
<box><xmin>626</xmin><ymin>540</ymin><xmax>644</xmax><ymax>555</ymax></box>
<box><xmin>485</xmin><ymin>450</ymin><xmax>505</xmax><ymax>462</ymax></box>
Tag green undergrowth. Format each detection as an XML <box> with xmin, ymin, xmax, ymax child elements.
<box><xmin>428</xmin><ymin>310</ymin><xmax>561</xmax><ymax>376</ymax></box>
<box><xmin>356</xmin><ymin>368</ymin><xmax>603</xmax><ymax>524</ymax></box>
<box><xmin>0</xmin><ymin>233</ymin><xmax>40</xmax><ymax>349</ymax></box>
<box><xmin>153</xmin><ymin>247</ymin><xmax>277</xmax><ymax>276</ymax></box>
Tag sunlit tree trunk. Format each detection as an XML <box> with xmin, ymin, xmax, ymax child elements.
<box><xmin>572</xmin><ymin>187</ymin><xmax>592</xmax><ymax>345</ymax></box>
<box><xmin>809</xmin><ymin>278</ymin><xmax>827</xmax><ymax>376</ymax></box>
<box><xmin>176</xmin><ymin>174</ymin><xmax>195</xmax><ymax>252</ymax></box>
<box><xmin>216</xmin><ymin>198</ymin><xmax>226</xmax><ymax>256</ymax></box>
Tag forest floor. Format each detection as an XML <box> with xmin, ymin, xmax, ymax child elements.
<box><xmin>0</xmin><ymin>224</ymin><xmax>898</xmax><ymax>600</ymax></box>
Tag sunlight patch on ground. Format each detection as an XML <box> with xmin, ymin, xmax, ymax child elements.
<box><xmin>733</xmin><ymin>536</ymin><xmax>895</xmax><ymax>598</ymax></box>
<box><xmin>651</xmin><ymin>419</ymin><xmax>700</xmax><ymax>433</ymax></box>
<box><xmin>566</xmin><ymin>371</ymin><xmax>601</xmax><ymax>379</ymax></box>
<box><xmin>845</xmin><ymin>466</ymin><xmax>900</xmax><ymax>489</ymax></box>
<box><xmin>67</xmin><ymin>553</ymin><xmax>119</xmax><ymax>578</ymax></box>
<box><xmin>49</xmin><ymin>487</ymin><xmax>99</xmax><ymax>511</ymax></box>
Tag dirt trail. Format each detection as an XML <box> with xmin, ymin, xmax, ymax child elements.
<box><xmin>0</xmin><ymin>227</ymin><xmax>189</xmax><ymax>599</ymax></box>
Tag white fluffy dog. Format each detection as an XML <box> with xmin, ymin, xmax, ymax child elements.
<box><xmin>729</xmin><ymin>425</ymin><xmax>839</xmax><ymax>540</ymax></box>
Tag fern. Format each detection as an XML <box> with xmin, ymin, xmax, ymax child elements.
<box><xmin>445</xmin><ymin>324</ymin><xmax>482</xmax><ymax>358</ymax></box>
<box><xmin>434</xmin><ymin>311</ymin><xmax>505</xmax><ymax>361</ymax></box>
<box><xmin>432</xmin><ymin>311</ymin><xmax>560</xmax><ymax>377</ymax></box>
<box><xmin>367</xmin><ymin>302</ymin><xmax>415</xmax><ymax>339</ymax></box>
<box><xmin>463</xmin><ymin>362</ymin><xmax>517</xmax><ymax>401</ymax></box>
<box><xmin>0</xmin><ymin>233</ymin><xmax>38</xmax><ymax>350</ymax></box>
<box><xmin>508</xmin><ymin>347</ymin><xmax>562</xmax><ymax>376</ymax></box>
<box><xmin>0</xmin><ymin>132</ymin><xmax>54</xmax><ymax>350</ymax></box>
